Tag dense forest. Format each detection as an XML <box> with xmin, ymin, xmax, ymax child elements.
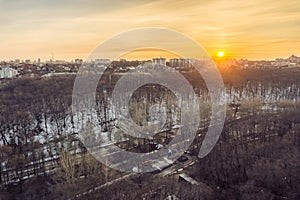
<box><xmin>0</xmin><ymin>67</ymin><xmax>299</xmax><ymax>199</ymax></box>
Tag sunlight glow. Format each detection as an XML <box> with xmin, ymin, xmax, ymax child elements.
<box><xmin>217</xmin><ymin>51</ymin><xmax>225</xmax><ymax>57</ymax></box>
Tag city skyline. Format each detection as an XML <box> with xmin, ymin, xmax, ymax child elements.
<box><xmin>0</xmin><ymin>0</ymin><xmax>300</xmax><ymax>61</ymax></box>
<box><xmin>1</xmin><ymin>54</ymin><xmax>300</xmax><ymax>63</ymax></box>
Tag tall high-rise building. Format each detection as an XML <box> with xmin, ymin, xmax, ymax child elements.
<box><xmin>152</xmin><ymin>58</ymin><xmax>166</xmax><ymax>65</ymax></box>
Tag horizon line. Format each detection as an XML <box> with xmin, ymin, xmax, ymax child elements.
<box><xmin>1</xmin><ymin>54</ymin><xmax>299</xmax><ymax>63</ymax></box>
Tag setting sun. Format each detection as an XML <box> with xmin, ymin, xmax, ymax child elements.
<box><xmin>217</xmin><ymin>51</ymin><xmax>225</xmax><ymax>58</ymax></box>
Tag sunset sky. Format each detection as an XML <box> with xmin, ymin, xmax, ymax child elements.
<box><xmin>0</xmin><ymin>0</ymin><xmax>299</xmax><ymax>61</ymax></box>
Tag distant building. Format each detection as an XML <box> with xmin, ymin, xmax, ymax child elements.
<box><xmin>75</xmin><ymin>59</ymin><xmax>83</xmax><ymax>65</ymax></box>
<box><xmin>169</xmin><ymin>58</ymin><xmax>179</xmax><ymax>68</ymax></box>
<box><xmin>169</xmin><ymin>58</ymin><xmax>194</xmax><ymax>68</ymax></box>
<box><xmin>185</xmin><ymin>58</ymin><xmax>196</xmax><ymax>67</ymax></box>
<box><xmin>0</xmin><ymin>67</ymin><xmax>19</xmax><ymax>78</ymax></box>
<box><xmin>271</xmin><ymin>55</ymin><xmax>300</xmax><ymax>68</ymax></box>
<box><xmin>287</xmin><ymin>55</ymin><xmax>300</xmax><ymax>63</ymax></box>
<box><xmin>153</xmin><ymin>58</ymin><xmax>166</xmax><ymax>65</ymax></box>
<box><xmin>53</xmin><ymin>60</ymin><xmax>68</xmax><ymax>65</ymax></box>
<box><xmin>95</xmin><ymin>59</ymin><xmax>111</xmax><ymax>65</ymax></box>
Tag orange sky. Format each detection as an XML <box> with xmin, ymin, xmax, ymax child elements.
<box><xmin>0</xmin><ymin>0</ymin><xmax>299</xmax><ymax>61</ymax></box>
